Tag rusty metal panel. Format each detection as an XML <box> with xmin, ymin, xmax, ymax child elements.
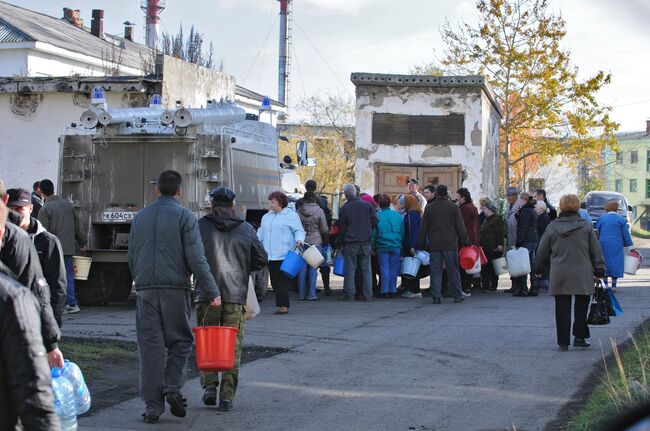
<box><xmin>372</xmin><ymin>113</ymin><xmax>465</xmax><ymax>146</ymax></box>
<box><xmin>375</xmin><ymin>164</ymin><xmax>462</xmax><ymax>198</ymax></box>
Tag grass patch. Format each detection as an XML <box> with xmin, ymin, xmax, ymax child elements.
<box><xmin>631</xmin><ymin>227</ymin><xmax>650</xmax><ymax>239</ymax></box>
<box><xmin>565</xmin><ymin>323</ymin><xmax>650</xmax><ymax>431</ymax></box>
<box><xmin>59</xmin><ymin>337</ymin><xmax>138</xmax><ymax>380</ymax></box>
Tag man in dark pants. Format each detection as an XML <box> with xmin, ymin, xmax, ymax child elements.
<box><xmin>129</xmin><ymin>170</ymin><xmax>221</xmax><ymax>423</ymax></box>
<box><xmin>197</xmin><ymin>187</ymin><xmax>267</xmax><ymax>411</ymax></box>
<box><xmin>337</xmin><ymin>184</ymin><xmax>378</xmax><ymax>301</ymax></box>
<box><xmin>418</xmin><ymin>185</ymin><xmax>471</xmax><ymax>304</ymax></box>
<box><xmin>7</xmin><ymin>188</ymin><xmax>66</xmax><ymax>326</ymax></box>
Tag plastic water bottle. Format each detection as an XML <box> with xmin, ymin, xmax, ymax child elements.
<box><xmin>51</xmin><ymin>368</ymin><xmax>78</xmax><ymax>431</ymax></box>
<box><xmin>63</xmin><ymin>360</ymin><xmax>91</xmax><ymax>415</ymax></box>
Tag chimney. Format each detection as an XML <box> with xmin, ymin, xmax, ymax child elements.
<box><xmin>124</xmin><ymin>21</ymin><xmax>135</xmax><ymax>42</ymax></box>
<box><xmin>62</xmin><ymin>8</ymin><xmax>84</xmax><ymax>28</ymax></box>
<box><xmin>91</xmin><ymin>9</ymin><xmax>104</xmax><ymax>38</ymax></box>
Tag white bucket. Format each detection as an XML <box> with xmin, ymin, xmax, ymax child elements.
<box><xmin>465</xmin><ymin>258</ymin><xmax>482</xmax><ymax>275</ymax></box>
<box><xmin>72</xmin><ymin>256</ymin><xmax>92</xmax><ymax>280</ymax></box>
<box><xmin>401</xmin><ymin>257</ymin><xmax>421</xmax><ymax>279</ymax></box>
<box><xmin>624</xmin><ymin>253</ymin><xmax>640</xmax><ymax>275</ymax></box>
<box><xmin>415</xmin><ymin>250</ymin><xmax>430</xmax><ymax>265</ymax></box>
<box><xmin>303</xmin><ymin>244</ymin><xmax>324</xmax><ymax>269</ymax></box>
<box><xmin>506</xmin><ymin>248</ymin><xmax>531</xmax><ymax>277</ymax></box>
<box><xmin>492</xmin><ymin>257</ymin><xmax>508</xmax><ymax>276</ymax></box>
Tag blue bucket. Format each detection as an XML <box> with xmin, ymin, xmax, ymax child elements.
<box><xmin>333</xmin><ymin>255</ymin><xmax>345</xmax><ymax>276</ymax></box>
<box><xmin>415</xmin><ymin>250</ymin><xmax>430</xmax><ymax>265</ymax></box>
<box><xmin>401</xmin><ymin>257</ymin><xmax>421</xmax><ymax>279</ymax></box>
<box><xmin>280</xmin><ymin>249</ymin><xmax>306</xmax><ymax>279</ymax></box>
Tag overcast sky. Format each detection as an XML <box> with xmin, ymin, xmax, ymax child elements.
<box><xmin>11</xmin><ymin>0</ymin><xmax>650</xmax><ymax>131</ymax></box>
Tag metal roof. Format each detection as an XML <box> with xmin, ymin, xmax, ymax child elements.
<box><xmin>0</xmin><ymin>19</ymin><xmax>32</xmax><ymax>43</ymax></box>
<box><xmin>235</xmin><ymin>85</ymin><xmax>285</xmax><ymax>108</ymax></box>
<box><xmin>0</xmin><ymin>1</ymin><xmax>152</xmax><ymax>71</ymax></box>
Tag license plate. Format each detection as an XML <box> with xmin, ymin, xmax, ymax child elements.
<box><xmin>102</xmin><ymin>211</ymin><xmax>137</xmax><ymax>222</ymax></box>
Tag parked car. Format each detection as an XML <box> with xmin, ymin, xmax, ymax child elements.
<box><xmin>581</xmin><ymin>191</ymin><xmax>633</xmax><ymax>229</ymax></box>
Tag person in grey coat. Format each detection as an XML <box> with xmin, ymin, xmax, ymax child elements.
<box><xmin>534</xmin><ymin>194</ymin><xmax>605</xmax><ymax>352</ymax></box>
<box><xmin>128</xmin><ymin>170</ymin><xmax>221</xmax><ymax>423</ymax></box>
<box><xmin>38</xmin><ymin>179</ymin><xmax>87</xmax><ymax>314</ymax></box>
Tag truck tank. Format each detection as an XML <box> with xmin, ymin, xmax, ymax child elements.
<box><xmin>60</xmin><ymin>99</ymin><xmax>280</xmax><ymax>305</ymax></box>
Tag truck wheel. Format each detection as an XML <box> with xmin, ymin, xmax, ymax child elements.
<box><xmin>76</xmin><ymin>265</ymin><xmax>111</xmax><ymax>306</ymax></box>
<box><xmin>107</xmin><ymin>263</ymin><xmax>134</xmax><ymax>302</ymax></box>
<box><xmin>76</xmin><ymin>262</ymin><xmax>132</xmax><ymax>305</ymax></box>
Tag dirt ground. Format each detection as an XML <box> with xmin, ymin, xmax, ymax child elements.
<box><xmin>59</xmin><ymin>337</ymin><xmax>287</xmax><ymax>416</ymax></box>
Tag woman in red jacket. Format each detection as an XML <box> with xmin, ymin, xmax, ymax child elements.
<box><xmin>456</xmin><ymin>188</ymin><xmax>480</xmax><ymax>293</ymax></box>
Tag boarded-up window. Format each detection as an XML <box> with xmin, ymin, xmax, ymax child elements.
<box><xmin>372</xmin><ymin>113</ymin><xmax>465</xmax><ymax>146</ymax></box>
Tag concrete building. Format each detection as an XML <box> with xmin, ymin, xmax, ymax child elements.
<box><xmin>0</xmin><ymin>1</ymin><xmax>284</xmax><ymax>189</ymax></box>
<box><xmin>350</xmin><ymin>73</ymin><xmax>501</xmax><ymax>200</ymax></box>
<box><xmin>605</xmin><ymin>120</ymin><xmax>650</xmax><ymax>228</ymax></box>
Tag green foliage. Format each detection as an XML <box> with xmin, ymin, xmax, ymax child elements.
<box><xmin>441</xmin><ymin>0</ymin><xmax>618</xmax><ymax>189</ymax></box>
<box><xmin>408</xmin><ymin>62</ymin><xmax>445</xmax><ymax>76</ymax></box>
<box><xmin>566</xmin><ymin>324</ymin><xmax>650</xmax><ymax>430</ymax></box>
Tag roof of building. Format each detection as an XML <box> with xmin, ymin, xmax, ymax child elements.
<box><xmin>350</xmin><ymin>73</ymin><xmax>502</xmax><ymax>117</ymax></box>
<box><xmin>235</xmin><ymin>85</ymin><xmax>284</xmax><ymax>108</ymax></box>
<box><xmin>618</xmin><ymin>130</ymin><xmax>650</xmax><ymax>141</ymax></box>
<box><xmin>0</xmin><ymin>1</ymin><xmax>152</xmax><ymax>71</ymax></box>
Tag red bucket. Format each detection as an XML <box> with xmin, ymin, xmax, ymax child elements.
<box><xmin>193</xmin><ymin>326</ymin><xmax>238</xmax><ymax>372</ymax></box>
<box><xmin>459</xmin><ymin>246</ymin><xmax>479</xmax><ymax>270</ymax></box>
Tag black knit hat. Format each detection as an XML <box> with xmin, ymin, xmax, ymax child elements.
<box><xmin>209</xmin><ymin>187</ymin><xmax>235</xmax><ymax>206</ymax></box>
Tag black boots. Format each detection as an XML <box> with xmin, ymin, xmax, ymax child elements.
<box><xmin>574</xmin><ymin>338</ymin><xmax>591</xmax><ymax>348</ymax></box>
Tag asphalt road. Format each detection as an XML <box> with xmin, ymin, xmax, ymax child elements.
<box><xmin>69</xmin><ymin>240</ymin><xmax>650</xmax><ymax>431</ymax></box>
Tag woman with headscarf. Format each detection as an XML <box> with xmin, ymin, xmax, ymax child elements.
<box><xmin>401</xmin><ymin>194</ymin><xmax>423</xmax><ymax>297</ymax></box>
<box><xmin>479</xmin><ymin>199</ymin><xmax>504</xmax><ymax>292</ymax></box>
<box><xmin>596</xmin><ymin>200</ymin><xmax>633</xmax><ymax>289</ymax></box>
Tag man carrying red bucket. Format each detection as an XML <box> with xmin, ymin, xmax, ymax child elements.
<box><xmin>196</xmin><ymin>187</ymin><xmax>268</xmax><ymax>412</ymax></box>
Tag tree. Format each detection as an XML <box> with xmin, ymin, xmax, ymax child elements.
<box><xmin>279</xmin><ymin>94</ymin><xmax>356</xmax><ymax>194</ymax></box>
<box><xmin>440</xmin><ymin>0</ymin><xmax>618</xmax><ymax>191</ymax></box>
<box><xmin>161</xmin><ymin>24</ymin><xmax>216</xmax><ymax>69</ymax></box>
<box><xmin>408</xmin><ymin>61</ymin><xmax>445</xmax><ymax>76</ymax></box>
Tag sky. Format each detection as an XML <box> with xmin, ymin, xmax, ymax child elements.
<box><xmin>9</xmin><ymin>0</ymin><xmax>650</xmax><ymax>131</ymax></box>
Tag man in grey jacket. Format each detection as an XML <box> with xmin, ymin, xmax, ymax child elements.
<box><xmin>128</xmin><ymin>170</ymin><xmax>221</xmax><ymax>424</ymax></box>
<box><xmin>504</xmin><ymin>187</ymin><xmax>523</xmax><ymax>293</ymax></box>
<box><xmin>197</xmin><ymin>187</ymin><xmax>267</xmax><ymax>412</ymax></box>
<box><xmin>38</xmin><ymin>179</ymin><xmax>87</xmax><ymax>314</ymax></box>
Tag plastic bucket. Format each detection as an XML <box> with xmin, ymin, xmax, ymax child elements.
<box><xmin>459</xmin><ymin>247</ymin><xmax>479</xmax><ymax>270</ymax></box>
<box><xmin>193</xmin><ymin>326</ymin><xmax>238</xmax><ymax>372</ymax></box>
<box><xmin>280</xmin><ymin>249</ymin><xmax>306</xmax><ymax>278</ymax></box>
<box><xmin>624</xmin><ymin>251</ymin><xmax>641</xmax><ymax>275</ymax></box>
<box><xmin>333</xmin><ymin>255</ymin><xmax>345</xmax><ymax>276</ymax></box>
<box><xmin>303</xmin><ymin>244</ymin><xmax>324</xmax><ymax>268</ymax></box>
<box><xmin>466</xmin><ymin>258</ymin><xmax>481</xmax><ymax>275</ymax></box>
<box><xmin>72</xmin><ymin>256</ymin><xmax>92</xmax><ymax>280</ymax></box>
<box><xmin>415</xmin><ymin>250</ymin><xmax>430</xmax><ymax>265</ymax></box>
<box><xmin>401</xmin><ymin>257</ymin><xmax>421</xmax><ymax>279</ymax></box>
<box><xmin>506</xmin><ymin>248</ymin><xmax>531</xmax><ymax>277</ymax></box>
<box><xmin>492</xmin><ymin>257</ymin><xmax>508</xmax><ymax>276</ymax></box>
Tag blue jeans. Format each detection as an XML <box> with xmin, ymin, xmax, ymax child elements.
<box><xmin>64</xmin><ymin>255</ymin><xmax>78</xmax><ymax>306</ymax></box>
<box><xmin>377</xmin><ymin>249</ymin><xmax>401</xmax><ymax>294</ymax></box>
<box><xmin>429</xmin><ymin>250</ymin><xmax>462</xmax><ymax>300</ymax></box>
<box><xmin>343</xmin><ymin>243</ymin><xmax>372</xmax><ymax>299</ymax></box>
<box><xmin>297</xmin><ymin>245</ymin><xmax>325</xmax><ymax>300</ymax></box>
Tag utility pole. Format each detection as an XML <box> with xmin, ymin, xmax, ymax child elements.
<box><xmin>277</xmin><ymin>0</ymin><xmax>292</xmax><ymax>110</ymax></box>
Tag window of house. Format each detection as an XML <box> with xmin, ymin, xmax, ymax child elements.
<box><xmin>372</xmin><ymin>113</ymin><xmax>465</xmax><ymax>146</ymax></box>
<box><xmin>630</xmin><ymin>179</ymin><xmax>637</xmax><ymax>193</ymax></box>
<box><xmin>616</xmin><ymin>152</ymin><xmax>623</xmax><ymax>164</ymax></box>
<box><xmin>615</xmin><ymin>179</ymin><xmax>623</xmax><ymax>192</ymax></box>
<box><xmin>646</xmin><ymin>179</ymin><xmax>650</xmax><ymax>198</ymax></box>
<box><xmin>631</xmin><ymin>151</ymin><xmax>638</xmax><ymax>163</ymax></box>
<box><xmin>647</xmin><ymin>151</ymin><xmax>650</xmax><ymax>172</ymax></box>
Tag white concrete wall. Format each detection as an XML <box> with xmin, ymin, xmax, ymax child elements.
<box><xmin>528</xmin><ymin>157</ymin><xmax>579</xmax><ymax>204</ymax></box>
<box><xmin>354</xmin><ymin>86</ymin><xmax>498</xmax><ymax>200</ymax></box>
<box><xmin>27</xmin><ymin>50</ymin><xmax>102</xmax><ymax>77</ymax></box>
<box><xmin>0</xmin><ymin>92</ymin><xmax>133</xmax><ymax>191</ymax></box>
<box><xmin>0</xmin><ymin>48</ymin><xmax>29</xmax><ymax>76</ymax></box>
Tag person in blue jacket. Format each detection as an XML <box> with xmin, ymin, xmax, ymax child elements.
<box><xmin>372</xmin><ymin>194</ymin><xmax>403</xmax><ymax>298</ymax></box>
<box><xmin>401</xmin><ymin>194</ymin><xmax>423</xmax><ymax>297</ymax></box>
<box><xmin>257</xmin><ymin>191</ymin><xmax>306</xmax><ymax>314</ymax></box>
<box><xmin>596</xmin><ymin>199</ymin><xmax>633</xmax><ymax>289</ymax></box>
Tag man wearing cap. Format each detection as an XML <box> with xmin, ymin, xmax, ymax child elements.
<box><xmin>129</xmin><ymin>170</ymin><xmax>221</xmax><ymax>423</ymax></box>
<box><xmin>196</xmin><ymin>187</ymin><xmax>267</xmax><ymax>412</ymax></box>
<box><xmin>407</xmin><ymin>178</ymin><xmax>427</xmax><ymax>210</ymax></box>
<box><xmin>6</xmin><ymin>188</ymin><xmax>66</xmax><ymax>326</ymax></box>
<box><xmin>505</xmin><ymin>186</ymin><xmax>523</xmax><ymax>293</ymax></box>
<box><xmin>38</xmin><ymin>179</ymin><xmax>87</xmax><ymax>314</ymax></box>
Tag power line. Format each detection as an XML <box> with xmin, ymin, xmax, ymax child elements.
<box><xmin>611</xmin><ymin>99</ymin><xmax>650</xmax><ymax>108</ymax></box>
<box><xmin>292</xmin><ymin>42</ymin><xmax>307</xmax><ymax>101</ymax></box>
<box><xmin>294</xmin><ymin>20</ymin><xmax>352</xmax><ymax>96</ymax></box>
<box><xmin>243</xmin><ymin>14</ymin><xmax>279</xmax><ymax>84</ymax></box>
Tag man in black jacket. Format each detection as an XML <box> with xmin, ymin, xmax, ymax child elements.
<box><xmin>0</xmin><ymin>181</ymin><xmax>63</xmax><ymax>368</ymax></box>
<box><xmin>417</xmin><ymin>185</ymin><xmax>471</xmax><ymax>304</ymax></box>
<box><xmin>336</xmin><ymin>183</ymin><xmax>378</xmax><ymax>301</ymax></box>
<box><xmin>513</xmin><ymin>193</ymin><xmax>539</xmax><ymax>297</ymax></box>
<box><xmin>197</xmin><ymin>187</ymin><xmax>268</xmax><ymax>412</ymax></box>
<box><xmin>7</xmin><ymin>188</ymin><xmax>67</xmax><ymax>326</ymax></box>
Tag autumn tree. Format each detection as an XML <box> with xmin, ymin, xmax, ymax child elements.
<box><xmin>440</xmin><ymin>0</ymin><xmax>618</xmax><ymax>191</ymax></box>
<box><xmin>278</xmin><ymin>94</ymin><xmax>356</xmax><ymax>194</ymax></box>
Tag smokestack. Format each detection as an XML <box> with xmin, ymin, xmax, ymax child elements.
<box><xmin>277</xmin><ymin>0</ymin><xmax>289</xmax><ymax>106</ymax></box>
<box><xmin>62</xmin><ymin>8</ymin><xmax>83</xmax><ymax>28</ymax></box>
<box><xmin>124</xmin><ymin>21</ymin><xmax>135</xmax><ymax>42</ymax></box>
<box><xmin>91</xmin><ymin>9</ymin><xmax>104</xmax><ymax>38</ymax></box>
<box><xmin>142</xmin><ymin>0</ymin><xmax>166</xmax><ymax>50</ymax></box>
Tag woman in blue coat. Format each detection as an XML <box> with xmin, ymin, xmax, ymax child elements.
<box><xmin>401</xmin><ymin>195</ymin><xmax>422</xmax><ymax>297</ymax></box>
<box><xmin>596</xmin><ymin>200</ymin><xmax>633</xmax><ymax>289</ymax></box>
